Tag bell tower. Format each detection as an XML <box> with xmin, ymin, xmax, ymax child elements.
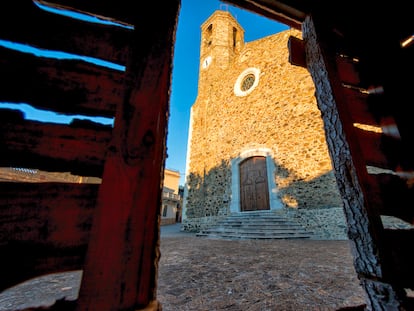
<box><xmin>199</xmin><ymin>10</ymin><xmax>244</xmax><ymax>73</ymax></box>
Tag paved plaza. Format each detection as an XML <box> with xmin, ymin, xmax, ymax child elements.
<box><xmin>0</xmin><ymin>224</ymin><xmax>366</xmax><ymax>311</ymax></box>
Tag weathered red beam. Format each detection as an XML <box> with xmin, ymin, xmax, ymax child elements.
<box><xmin>48</xmin><ymin>0</ymin><xmax>176</xmax><ymax>27</ymax></box>
<box><xmin>367</xmin><ymin>173</ymin><xmax>414</xmax><ymax>224</ymax></box>
<box><xmin>336</xmin><ymin>54</ymin><xmax>361</xmax><ymax>86</ymax></box>
<box><xmin>0</xmin><ymin>242</ymin><xmax>87</xmax><ymax>293</ymax></box>
<box><xmin>0</xmin><ymin>47</ymin><xmax>124</xmax><ymax>118</ymax></box>
<box><xmin>354</xmin><ymin>126</ymin><xmax>413</xmax><ymax>171</ymax></box>
<box><xmin>0</xmin><ymin>182</ymin><xmax>98</xmax><ymax>246</ymax></box>
<box><xmin>382</xmin><ymin>228</ymin><xmax>414</xmax><ymax>289</ymax></box>
<box><xmin>0</xmin><ymin>182</ymin><xmax>98</xmax><ymax>291</ymax></box>
<box><xmin>75</xmin><ymin>1</ymin><xmax>180</xmax><ymax>310</ymax></box>
<box><xmin>341</xmin><ymin>88</ymin><xmax>380</xmax><ymax>126</ymax></box>
<box><xmin>288</xmin><ymin>36</ymin><xmax>306</xmax><ymax>68</ymax></box>
<box><xmin>0</xmin><ymin>0</ymin><xmax>132</xmax><ymax>65</ymax></box>
<box><xmin>0</xmin><ymin>109</ymin><xmax>111</xmax><ymax>177</ymax></box>
<box><xmin>223</xmin><ymin>0</ymin><xmax>303</xmax><ymax>29</ymax></box>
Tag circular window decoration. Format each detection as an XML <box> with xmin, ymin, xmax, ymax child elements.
<box><xmin>234</xmin><ymin>67</ymin><xmax>260</xmax><ymax>97</ymax></box>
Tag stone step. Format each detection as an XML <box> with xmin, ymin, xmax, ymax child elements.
<box><xmin>218</xmin><ymin>224</ymin><xmax>304</xmax><ymax>229</ymax></box>
<box><xmin>199</xmin><ymin>225</ymin><xmax>310</xmax><ymax>232</ymax></box>
<box><xmin>218</xmin><ymin>220</ymin><xmax>303</xmax><ymax>225</ymax></box>
<box><xmin>197</xmin><ymin>210</ymin><xmax>314</xmax><ymax>240</ymax></box>
<box><xmin>196</xmin><ymin>232</ymin><xmax>312</xmax><ymax>240</ymax></box>
<box><xmin>226</xmin><ymin>213</ymin><xmax>285</xmax><ymax>218</ymax></box>
<box><xmin>217</xmin><ymin>223</ymin><xmax>304</xmax><ymax>228</ymax></box>
<box><xmin>220</xmin><ymin>217</ymin><xmax>297</xmax><ymax>221</ymax></box>
<box><xmin>198</xmin><ymin>229</ymin><xmax>310</xmax><ymax>236</ymax></box>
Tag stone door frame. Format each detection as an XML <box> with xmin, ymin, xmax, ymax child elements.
<box><xmin>230</xmin><ymin>148</ymin><xmax>283</xmax><ymax>213</ymax></box>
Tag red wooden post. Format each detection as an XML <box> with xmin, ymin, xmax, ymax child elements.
<box><xmin>75</xmin><ymin>2</ymin><xmax>180</xmax><ymax>310</ymax></box>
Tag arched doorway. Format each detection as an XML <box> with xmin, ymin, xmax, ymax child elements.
<box><xmin>230</xmin><ymin>148</ymin><xmax>283</xmax><ymax>213</ymax></box>
<box><xmin>240</xmin><ymin>156</ymin><xmax>270</xmax><ymax>211</ymax></box>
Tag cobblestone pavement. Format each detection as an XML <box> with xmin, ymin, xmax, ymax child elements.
<box><xmin>0</xmin><ymin>224</ymin><xmax>366</xmax><ymax>310</ymax></box>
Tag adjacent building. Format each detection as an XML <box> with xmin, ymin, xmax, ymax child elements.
<box><xmin>161</xmin><ymin>168</ymin><xmax>182</xmax><ymax>225</ymax></box>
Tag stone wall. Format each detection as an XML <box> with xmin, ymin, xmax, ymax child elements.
<box><xmin>183</xmin><ymin>13</ymin><xmax>344</xmax><ymax>238</ymax></box>
<box><xmin>290</xmin><ymin>207</ymin><xmax>349</xmax><ymax>240</ymax></box>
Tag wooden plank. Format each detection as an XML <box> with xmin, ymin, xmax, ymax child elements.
<box><xmin>0</xmin><ymin>109</ymin><xmax>111</xmax><ymax>177</ymax></box>
<box><xmin>0</xmin><ymin>0</ymin><xmax>132</xmax><ymax>65</ymax></box>
<box><xmin>336</xmin><ymin>54</ymin><xmax>361</xmax><ymax>85</ymax></box>
<box><xmin>0</xmin><ymin>182</ymin><xmax>97</xmax><ymax>291</ymax></box>
<box><xmin>0</xmin><ymin>47</ymin><xmax>123</xmax><ymax>118</ymax></box>
<box><xmin>76</xmin><ymin>1</ymin><xmax>180</xmax><ymax>310</ymax></box>
<box><xmin>0</xmin><ymin>182</ymin><xmax>97</xmax><ymax>246</ymax></box>
<box><xmin>0</xmin><ymin>242</ymin><xmax>86</xmax><ymax>292</ymax></box>
<box><xmin>341</xmin><ymin>88</ymin><xmax>380</xmax><ymax>126</ymax></box>
<box><xmin>223</xmin><ymin>0</ymin><xmax>304</xmax><ymax>29</ymax></box>
<box><xmin>367</xmin><ymin>173</ymin><xmax>414</xmax><ymax>224</ymax></box>
<box><xmin>382</xmin><ymin>229</ymin><xmax>414</xmax><ymax>289</ymax></box>
<box><xmin>355</xmin><ymin>127</ymin><xmax>413</xmax><ymax>171</ymax></box>
<box><xmin>44</xmin><ymin>0</ymin><xmax>172</xmax><ymax>27</ymax></box>
<box><xmin>354</xmin><ymin>128</ymin><xmax>395</xmax><ymax>170</ymax></box>
<box><xmin>288</xmin><ymin>36</ymin><xmax>306</xmax><ymax>68</ymax></box>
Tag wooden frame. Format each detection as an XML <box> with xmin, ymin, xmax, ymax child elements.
<box><xmin>0</xmin><ymin>1</ymin><xmax>180</xmax><ymax>310</ymax></box>
<box><xmin>1</xmin><ymin>0</ymin><xmax>412</xmax><ymax>310</ymax></box>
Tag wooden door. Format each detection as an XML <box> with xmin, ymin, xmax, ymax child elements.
<box><xmin>240</xmin><ymin>156</ymin><xmax>270</xmax><ymax>211</ymax></box>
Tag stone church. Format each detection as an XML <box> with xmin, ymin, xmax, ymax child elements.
<box><xmin>182</xmin><ymin>10</ymin><xmax>348</xmax><ymax>239</ymax></box>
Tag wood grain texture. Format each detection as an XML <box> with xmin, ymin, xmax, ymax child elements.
<box><xmin>0</xmin><ymin>182</ymin><xmax>98</xmax><ymax>291</ymax></box>
<box><xmin>0</xmin><ymin>47</ymin><xmax>123</xmax><ymax>118</ymax></box>
<box><xmin>0</xmin><ymin>0</ymin><xmax>132</xmax><ymax>64</ymax></box>
<box><xmin>303</xmin><ymin>15</ymin><xmax>384</xmax><ymax>278</ymax></box>
<box><xmin>0</xmin><ymin>109</ymin><xmax>112</xmax><ymax>177</ymax></box>
<box><xmin>367</xmin><ymin>173</ymin><xmax>414</xmax><ymax>224</ymax></box>
<box><xmin>75</xmin><ymin>1</ymin><xmax>180</xmax><ymax>310</ymax></box>
<box><xmin>303</xmin><ymin>13</ymin><xmax>409</xmax><ymax>309</ymax></box>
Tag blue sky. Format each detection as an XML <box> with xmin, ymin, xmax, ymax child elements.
<box><xmin>0</xmin><ymin>0</ymin><xmax>288</xmax><ymax>186</ymax></box>
<box><xmin>166</xmin><ymin>0</ymin><xmax>288</xmax><ymax>185</ymax></box>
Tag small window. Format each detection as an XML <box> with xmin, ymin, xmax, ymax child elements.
<box><xmin>162</xmin><ymin>205</ymin><xmax>168</xmax><ymax>217</ymax></box>
<box><xmin>233</xmin><ymin>27</ymin><xmax>237</xmax><ymax>49</ymax></box>
<box><xmin>205</xmin><ymin>24</ymin><xmax>213</xmax><ymax>47</ymax></box>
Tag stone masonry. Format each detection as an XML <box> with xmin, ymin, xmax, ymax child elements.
<box><xmin>182</xmin><ymin>10</ymin><xmax>347</xmax><ymax>239</ymax></box>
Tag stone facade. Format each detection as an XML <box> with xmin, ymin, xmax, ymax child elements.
<box><xmin>182</xmin><ymin>10</ymin><xmax>347</xmax><ymax>239</ymax></box>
